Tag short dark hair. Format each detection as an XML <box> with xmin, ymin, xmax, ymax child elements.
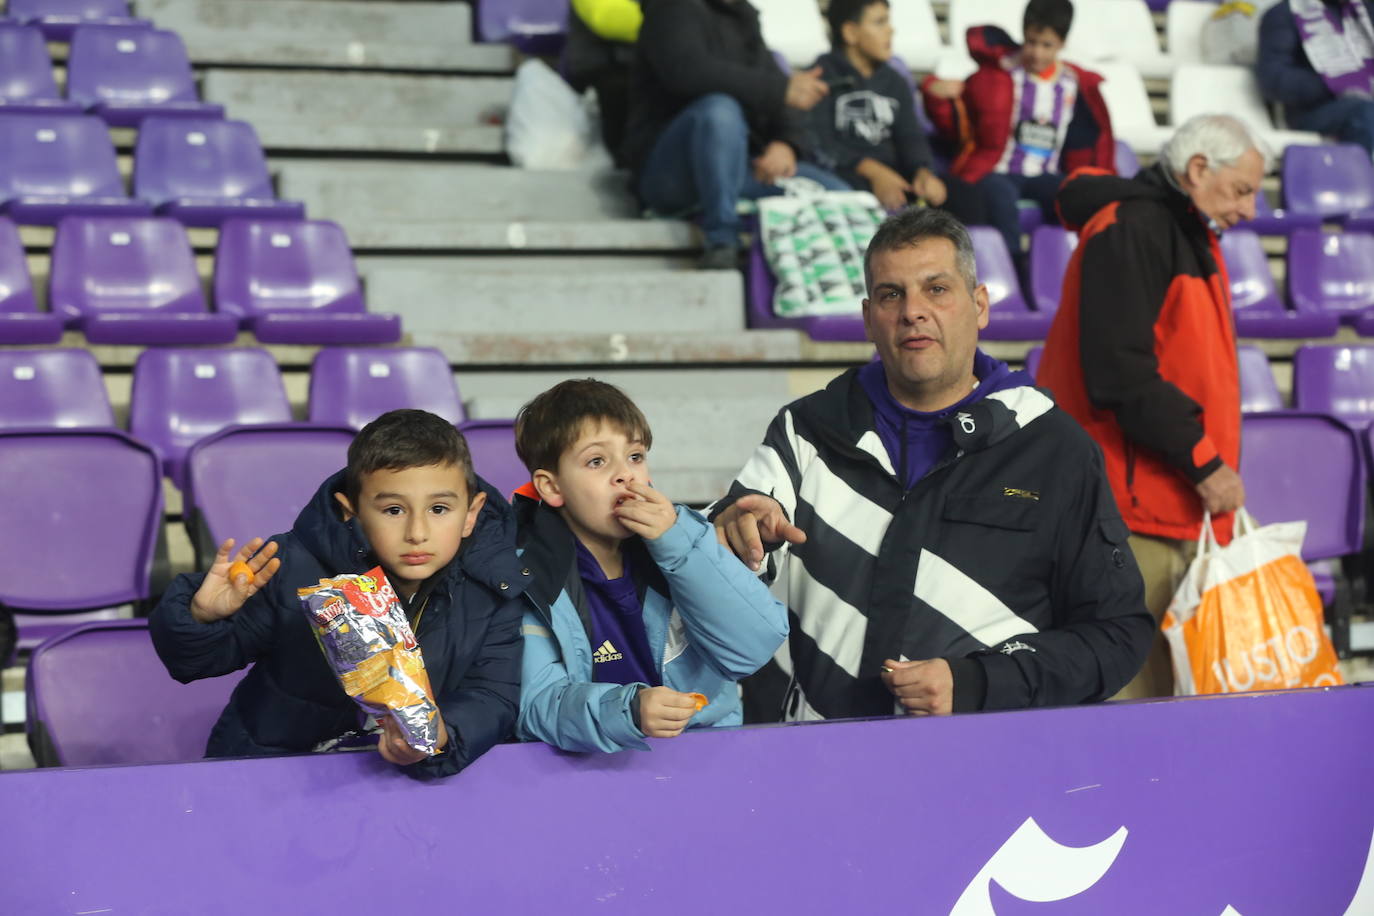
<box><xmin>827</xmin><ymin>0</ymin><xmax>888</xmax><ymax>49</ymax></box>
<box><xmin>345</xmin><ymin>409</ymin><xmax>477</xmax><ymax>506</ymax></box>
<box><xmin>1024</xmin><ymin>0</ymin><xmax>1074</xmax><ymax>41</ymax></box>
<box><xmin>863</xmin><ymin>207</ymin><xmax>978</xmax><ymax>294</ymax></box>
<box><xmin>515</xmin><ymin>379</ymin><xmax>653</xmax><ymax>475</ymax></box>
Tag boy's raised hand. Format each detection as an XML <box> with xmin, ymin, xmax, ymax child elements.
<box><xmin>614</xmin><ymin>480</ymin><xmax>677</xmax><ymax>540</ymax></box>
<box><xmin>636</xmin><ymin>686</ymin><xmax>699</xmax><ymax>738</ymax></box>
<box><xmin>190</xmin><ymin>537</ymin><xmax>282</xmax><ymax>624</ymax></box>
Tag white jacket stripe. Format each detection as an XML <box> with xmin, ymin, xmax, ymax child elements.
<box><xmin>914</xmin><ymin>548</ymin><xmax>1040</xmax><ymax>647</ymax></box>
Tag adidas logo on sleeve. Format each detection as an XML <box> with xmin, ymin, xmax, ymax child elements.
<box><xmin>592</xmin><ymin>640</ymin><xmax>624</xmax><ymax>663</ymax></box>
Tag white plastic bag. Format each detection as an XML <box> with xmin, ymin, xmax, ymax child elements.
<box><xmin>504</xmin><ymin>59</ymin><xmax>613</xmax><ymax>172</ymax></box>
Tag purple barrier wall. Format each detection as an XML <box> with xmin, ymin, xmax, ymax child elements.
<box><xmin>3</xmin><ymin>687</ymin><xmax>1373</xmax><ymax>914</ymax></box>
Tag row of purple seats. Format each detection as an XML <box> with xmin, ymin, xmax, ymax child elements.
<box><xmin>0</xmin><ymin>24</ymin><xmax>223</xmax><ymax>126</ymax></box>
<box><xmin>1247</xmin><ymin>145</ymin><xmax>1374</xmax><ymax>235</ymax></box>
<box><xmin>477</xmin><ymin>0</ymin><xmax>567</xmax><ymax>54</ymax></box>
<box><xmin>0</xmin><ymin>216</ymin><xmax>398</xmax><ymax>346</ymax></box>
<box><xmin>0</xmin><ymin>113</ymin><xmax>301</xmax><ymax>226</ymax></box>
<box><xmin>0</xmin><ymin>346</ymin><xmax>461</xmax><ymax>488</ymax></box>
<box><xmin>7</xmin><ymin>0</ymin><xmax>146</xmax><ymax>40</ymax></box>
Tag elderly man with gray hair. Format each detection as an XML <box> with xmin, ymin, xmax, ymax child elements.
<box><xmin>1037</xmin><ymin>113</ymin><xmax>1271</xmax><ymax>699</ymax></box>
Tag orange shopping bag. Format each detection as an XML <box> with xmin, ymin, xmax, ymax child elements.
<box><xmin>1161</xmin><ymin>509</ymin><xmax>1344</xmax><ymax>696</ymax></box>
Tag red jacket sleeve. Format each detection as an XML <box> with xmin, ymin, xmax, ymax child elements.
<box><xmin>952</xmin><ymin>67</ymin><xmax>1012</xmax><ymax>183</ymax></box>
<box><xmin>919</xmin><ymin>74</ymin><xmax>962</xmax><ymax>141</ymax></box>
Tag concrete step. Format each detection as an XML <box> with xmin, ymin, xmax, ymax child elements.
<box><xmin>136</xmin><ymin>0</ymin><xmax>514</xmax><ymax>72</ymax></box>
<box><xmin>202</xmin><ymin>70</ymin><xmax>510</xmax><ymax>155</ymax></box>
<box><xmin>365</xmin><ymin>268</ymin><xmax>745</xmax><ymax>337</ymax></box>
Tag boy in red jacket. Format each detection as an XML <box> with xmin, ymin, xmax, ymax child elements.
<box><xmin>921</xmin><ymin>0</ymin><xmax>1114</xmax><ymax>268</ymax></box>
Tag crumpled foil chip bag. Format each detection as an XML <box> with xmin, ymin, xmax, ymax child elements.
<box><xmin>298</xmin><ymin>567</ymin><xmax>440</xmax><ymax>756</ymax></box>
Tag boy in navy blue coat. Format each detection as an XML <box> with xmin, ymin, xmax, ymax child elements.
<box><xmin>511</xmin><ymin>379</ymin><xmax>787</xmax><ymax>753</ymax></box>
<box><xmin>151</xmin><ymin>409</ymin><xmax>529</xmax><ymax>779</ymax></box>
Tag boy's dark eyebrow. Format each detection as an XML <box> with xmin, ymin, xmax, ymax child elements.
<box><xmin>576</xmin><ymin>438</ymin><xmax>646</xmax><ymax>453</ymax></box>
<box><xmin>371</xmin><ymin>490</ymin><xmax>460</xmax><ymax>501</ymax></box>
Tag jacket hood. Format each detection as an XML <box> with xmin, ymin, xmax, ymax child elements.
<box><xmin>966</xmin><ymin>24</ymin><xmax>1021</xmax><ymax>68</ymax></box>
<box><xmin>1056</xmin><ymin>161</ymin><xmax>1175</xmax><ymax>231</ymax></box>
<box><xmin>291</xmin><ymin>469</ymin><xmax>526</xmax><ymax>596</ymax></box>
<box><xmin>806</xmin><ymin>354</ymin><xmax>1055</xmax><ymax>468</ymax></box>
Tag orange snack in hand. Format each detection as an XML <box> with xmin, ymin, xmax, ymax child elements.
<box><xmin>228</xmin><ymin>561</ymin><xmax>253</xmax><ymax>584</ymax></box>
<box><xmin>688</xmin><ymin>692</ymin><xmax>709</xmax><ymax>711</ymax></box>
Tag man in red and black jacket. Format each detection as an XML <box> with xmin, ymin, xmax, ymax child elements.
<box><xmin>921</xmin><ymin>0</ymin><xmax>1114</xmax><ymax>269</ymax></box>
<box><xmin>1035</xmin><ymin>114</ymin><xmax>1269</xmax><ymax>698</ymax></box>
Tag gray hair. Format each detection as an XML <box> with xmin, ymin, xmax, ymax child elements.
<box><xmin>863</xmin><ymin>207</ymin><xmax>978</xmax><ymax>295</ymax></box>
<box><xmin>1161</xmin><ymin>114</ymin><xmax>1273</xmax><ymax>177</ymax></box>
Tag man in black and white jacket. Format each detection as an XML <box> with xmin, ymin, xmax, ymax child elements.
<box><xmin>712</xmin><ymin>207</ymin><xmax>1152</xmax><ymax>721</ymax></box>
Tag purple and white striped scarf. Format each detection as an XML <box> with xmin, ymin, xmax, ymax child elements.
<box><xmin>1291</xmin><ymin>0</ymin><xmax>1374</xmax><ymax>97</ymax></box>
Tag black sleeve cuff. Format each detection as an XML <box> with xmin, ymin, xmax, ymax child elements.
<box><xmin>949</xmin><ymin>657</ymin><xmax>989</xmax><ymax>713</ymax></box>
<box><xmin>1183</xmin><ymin>454</ymin><xmax>1224</xmax><ymax>486</ymax></box>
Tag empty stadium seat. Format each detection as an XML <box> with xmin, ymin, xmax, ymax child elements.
<box><xmin>889</xmin><ymin>0</ymin><xmax>945</xmax><ymax>72</ymax></box>
<box><xmin>1028</xmin><ymin>225</ymin><xmax>1076</xmax><ymax>313</ymax></box>
<box><xmin>1165</xmin><ymin>1</ymin><xmax>1215</xmax><ymax>64</ymax></box>
<box><xmin>1281</xmin><ymin>144</ymin><xmax>1374</xmax><ymax>221</ymax></box>
<box><xmin>475</xmin><ymin>0</ymin><xmax>567</xmax><ymax>54</ymax></box>
<box><xmin>459</xmin><ymin>419</ymin><xmax>527</xmax><ymax>499</ymax></box>
<box><xmin>1243</xmin><ymin>189</ymin><xmax>1323</xmax><ymax>236</ymax></box>
<box><xmin>67</xmin><ymin>25</ymin><xmax>225</xmax><ymax>127</ymax></box>
<box><xmin>1237</xmin><ymin>346</ymin><xmax>1284</xmax><ymax>413</ymax></box>
<box><xmin>1170</xmin><ymin>65</ymin><xmax>1323</xmax><ymax>149</ymax></box>
<box><xmin>129</xmin><ymin>347</ymin><xmax>293</xmax><ymax>489</ymax></box>
<box><xmin>0</xmin><ymin>216</ymin><xmax>62</xmax><ymax>344</ymax></box>
<box><xmin>1221</xmin><ymin>228</ymin><xmax>1339</xmax><ymax>337</ymax></box>
<box><xmin>1025</xmin><ymin>344</ymin><xmax>1043</xmax><ymax>379</ymax></box>
<box><xmin>26</xmin><ymin>619</ymin><xmax>246</xmax><ymax>767</ymax></box>
<box><xmin>213</xmin><ymin>219</ymin><xmax>400</xmax><ymax>344</ymax></box>
<box><xmin>1093</xmin><ymin>62</ymin><xmax>1171</xmax><ymax>154</ymax></box>
<box><xmin>1288</xmin><ymin>229</ymin><xmax>1374</xmax><ymax>323</ymax></box>
<box><xmin>132</xmin><ymin>117</ymin><xmax>305</xmax><ymax>227</ymax></box>
<box><xmin>1115</xmin><ymin>140</ymin><xmax>1140</xmax><ymax>178</ymax></box>
<box><xmin>0</xmin><ymin>349</ymin><xmax>114</xmax><ymax>428</ymax></box>
<box><xmin>0</xmin><ymin>428</ymin><xmax>162</xmax><ymax>614</ymax></box>
<box><xmin>1065</xmin><ymin>0</ymin><xmax>1174</xmax><ymax>79</ymax></box>
<box><xmin>0</xmin><ymin>24</ymin><xmax>80</xmax><ymax>113</ymax></box>
<box><xmin>1241</xmin><ymin>411</ymin><xmax>1366</xmax><ymax>652</ymax></box>
<box><xmin>48</xmin><ymin>216</ymin><xmax>239</xmax><ymax>344</ymax></box>
<box><xmin>1292</xmin><ymin>345</ymin><xmax>1374</xmax><ymax>429</ymax></box>
<box><xmin>755</xmin><ymin>0</ymin><xmax>828</xmax><ymax>68</ymax></box>
<box><xmin>8</xmin><ymin>0</ymin><xmax>148</xmax><ymax>40</ymax></box>
<box><xmin>183</xmin><ymin>423</ymin><xmax>354</xmax><ymax>560</ymax></box>
<box><xmin>309</xmin><ymin>347</ymin><xmax>465</xmax><ymax>429</ymax></box>
<box><xmin>0</xmin><ymin>113</ymin><xmax>152</xmax><ymax>224</ymax></box>
<box><xmin>948</xmin><ymin>0</ymin><xmax>1024</xmax><ymax>43</ymax></box>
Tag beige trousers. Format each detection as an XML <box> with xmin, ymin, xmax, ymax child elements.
<box><xmin>1112</xmin><ymin>533</ymin><xmax>1198</xmax><ymax>700</ymax></box>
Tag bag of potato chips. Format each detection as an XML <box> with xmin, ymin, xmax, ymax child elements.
<box><xmin>298</xmin><ymin>567</ymin><xmax>440</xmax><ymax>756</ymax></box>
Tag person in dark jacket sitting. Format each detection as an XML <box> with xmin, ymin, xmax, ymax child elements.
<box><xmin>623</xmin><ymin>0</ymin><xmax>850</xmax><ymax>269</ymax></box>
<box><xmin>151</xmin><ymin>409</ymin><xmax>529</xmax><ymax>780</ymax></box>
<box><xmin>807</xmin><ymin>0</ymin><xmax>986</xmax><ymax>224</ymax></box>
<box><xmin>1257</xmin><ymin>0</ymin><xmax>1374</xmax><ymax>155</ymax></box>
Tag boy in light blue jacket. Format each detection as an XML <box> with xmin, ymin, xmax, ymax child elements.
<box><xmin>512</xmin><ymin>378</ymin><xmax>788</xmax><ymax>752</ymax></box>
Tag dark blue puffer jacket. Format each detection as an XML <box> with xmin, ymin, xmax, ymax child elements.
<box><xmin>151</xmin><ymin>470</ymin><xmax>530</xmax><ymax>779</ymax></box>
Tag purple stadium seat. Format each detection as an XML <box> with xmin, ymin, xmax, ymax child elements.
<box><xmin>0</xmin><ymin>24</ymin><xmax>80</xmax><ymax>113</ymax></box>
<box><xmin>309</xmin><ymin>347</ymin><xmax>465</xmax><ymax>429</ymax></box>
<box><xmin>133</xmin><ymin>118</ymin><xmax>305</xmax><ymax>227</ymax></box>
<box><xmin>67</xmin><ymin>26</ymin><xmax>225</xmax><ymax>127</ymax></box>
<box><xmin>1241</xmin><ymin>411</ymin><xmax>1365</xmax><ymax>650</ymax></box>
<box><xmin>1242</xmin><ymin>190</ymin><xmax>1321</xmax><ymax>236</ymax></box>
<box><xmin>130</xmin><ymin>347</ymin><xmax>293</xmax><ymax>490</ymax></box>
<box><xmin>184</xmin><ymin>423</ymin><xmax>355</xmax><ymax>559</ymax></box>
<box><xmin>48</xmin><ymin>216</ymin><xmax>239</xmax><ymax>344</ymax></box>
<box><xmin>8</xmin><ymin>0</ymin><xmax>148</xmax><ymax>40</ymax></box>
<box><xmin>0</xmin><ymin>216</ymin><xmax>62</xmax><ymax>343</ymax></box>
<box><xmin>0</xmin><ymin>427</ymin><xmax>162</xmax><ymax>614</ymax></box>
<box><xmin>1282</xmin><ymin>144</ymin><xmax>1374</xmax><ymax>221</ymax></box>
<box><xmin>459</xmin><ymin>419</ymin><xmax>527</xmax><ymax>499</ymax></box>
<box><xmin>1114</xmin><ymin>139</ymin><xmax>1140</xmax><ymax>178</ymax></box>
<box><xmin>1221</xmin><ymin>228</ymin><xmax>1339</xmax><ymax>338</ymax></box>
<box><xmin>26</xmin><ymin>620</ymin><xmax>246</xmax><ymax>767</ymax></box>
<box><xmin>1028</xmin><ymin>225</ymin><xmax>1076</xmax><ymax>313</ymax></box>
<box><xmin>0</xmin><ymin>349</ymin><xmax>114</xmax><ymax>428</ymax></box>
<box><xmin>1291</xmin><ymin>345</ymin><xmax>1374</xmax><ymax>430</ymax></box>
<box><xmin>477</xmin><ymin>0</ymin><xmax>568</xmax><ymax>54</ymax></box>
<box><xmin>1025</xmin><ymin>344</ymin><xmax>1043</xmax><ymax>380</ymax></box>
<box><xmin>213</xmin><ymin>219</ymin><xmax>400</xmax><ymax>344</ymax></box>
<box><xmin>1237</xmin><ymin>345</ymin><xmax>1283</xmax><ymax>413</ymax></box>
<box><xmin>0</xmin><ymin>113</ymin><xmax>152</xmax><ymax>224</ymax></box>
<box><xmin>1288</xmin><ymin>229</ymin><xmax>1374</xmax><ymax>323</ymax></box>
